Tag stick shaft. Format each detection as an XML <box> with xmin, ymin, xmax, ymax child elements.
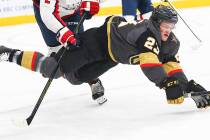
<box><xmin>163</xmin><ymin>0</ymin><xmax>202</xmax><ymax>43</ymax></box>
<box><xmin>26</xmin><ymin>13</ymin><xmax>87</xmax><ymax>125</ymax></box>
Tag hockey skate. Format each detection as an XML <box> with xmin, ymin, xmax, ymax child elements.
<box><xmin>89</xmin><ymin>79</ymin><xmax>107</xmax><ymax>105</ymax></box>
<box><xmin>0</xmin><ymin>45</ymin><xmax>13</xmax><ymax>62</ymax></box>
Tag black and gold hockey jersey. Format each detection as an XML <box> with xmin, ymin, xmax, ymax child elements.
<box><xmin>107</xmin><ymin>16</ymin><xmax>161</xmax><ymax>64</ymax></box>
<box><xmin>58</xmin><ymin>15</ymin><xmax>188</xmax><ymax>89</ymax></box>
<box><xmin>106</xmin><ymin>16</ymin><xmax>188</xmax><ymax>88</ymax></box>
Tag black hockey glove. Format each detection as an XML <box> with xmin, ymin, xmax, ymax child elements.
<box><xmin>186</xmin><ymin>80</ymin><xmax>210</xmax><ymax>108</ymax></box>
<box><xmin>160</xmin><ymin>77</ymin><xmax>184</xmax><ymax>104</ymax></box>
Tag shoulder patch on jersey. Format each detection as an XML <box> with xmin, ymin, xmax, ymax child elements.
<box><xmin>129</xmin><ymin>54</ymin><xmax>140</xmax><ymax>65</ymax></box>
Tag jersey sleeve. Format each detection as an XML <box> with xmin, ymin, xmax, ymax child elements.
<box><xmin>161</xmin><ymin>33</ymin><xmax>189</xmax><ymax>90</ymax></box>
<box><xmin>40</xmin><ymin>0</ymin><xmax>67</xmax><ymax>34</ymax></box>
<box><xmin>136</xmin><ymin>29</ymin><xmax>168</xmax><ymax>87</ymax></box>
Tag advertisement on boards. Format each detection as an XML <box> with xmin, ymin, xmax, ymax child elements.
<box><xmin>0</xmin><ymin>0</ymin><xmax>33</xmax><ymax>18</ymax></box>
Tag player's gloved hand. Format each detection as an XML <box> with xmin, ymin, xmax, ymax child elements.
<box><xmin>56</xmin><ymin>27</ymin><xmax>79</xmax><ymax>50</ymax></box>
<box><xmin>186</xmin><ymin>80</ymin><xmax>210</xmax><ymax>108</ymax></box>
<box><xmin>66</xmin><ymin>34</ymin><xmax>80</xmax><ymax>51</ymax></box>
<box><xmin>80</xmin><ymin>0</ymin><xmax>100</xmax><ymax>19</ymax></box>
<box><xmin>159</xmin><ymin>77</ymin><xmax>184</xmax><ymax>104</ymax></box>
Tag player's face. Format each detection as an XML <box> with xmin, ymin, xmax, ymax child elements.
<box><xmin>160</xmin><ymin>21</ymin><xmax>175</xmax><ymax>41</ymax></box>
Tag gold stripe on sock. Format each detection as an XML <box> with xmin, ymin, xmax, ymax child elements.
<box><xmin>21</xmin><ymin>51</ymin><xmax>34</xmax><ymax>70</ymax></box>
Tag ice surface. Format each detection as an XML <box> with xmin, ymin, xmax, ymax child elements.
<box><xmin>0</xmin><ymin>7</ymin><xmax>210</xmax><ymax>140</ymax></box>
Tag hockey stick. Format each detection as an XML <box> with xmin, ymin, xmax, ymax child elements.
<box><xmin>161</xmin><ymin>0</ymin><xmax>202</xmax><ymax>43</ymax></box>
<box><xmin>25</xmin><ymin>13</ymin><xmax>87</xmax><ymax>126</ymax></box>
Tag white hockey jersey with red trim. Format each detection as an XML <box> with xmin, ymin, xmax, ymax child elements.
<box><xmin>33</xmin><ymin>0</ymin><xmax>99</xmax><ymax>34</ymax></box>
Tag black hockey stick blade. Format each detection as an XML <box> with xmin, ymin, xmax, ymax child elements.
<box><xmin>26</xmin><ymin>115</ymin><xmax>33</xmax><ymax>125</ymax></box>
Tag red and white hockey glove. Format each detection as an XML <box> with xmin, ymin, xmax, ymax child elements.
<box><xmin>80</xmin><ymin>0</ymin><xmax>100</xmax><ymax>19</ymax></box>
<box><xmin>57</xmin><ymin>27</ymin><xmax>78</xmax><ymax>49</ymax></box>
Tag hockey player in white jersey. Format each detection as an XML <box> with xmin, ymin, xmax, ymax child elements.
<box><xmin>33</xmin><ymin>0</ymin><xmax>100</xmax><ymax>53</ymax></box>
<box><xmin>32</xmin><ymin>0</ymin><xmax>107</xmax><ymax>104</ymax></box>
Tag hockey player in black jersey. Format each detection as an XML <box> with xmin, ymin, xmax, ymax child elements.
<box><xmin>0</xmin><ymin>5</ymin><xmax>210</xmax><ymax>108</ymax></box>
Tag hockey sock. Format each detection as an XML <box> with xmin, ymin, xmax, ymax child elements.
<box><xmin>10</xmin><ymin>51</ymin><xmax>45</xmax><ymax>72</ymax></box>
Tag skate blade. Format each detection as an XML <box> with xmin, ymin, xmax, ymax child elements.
<box><xmin>96</xmin><ymin>96</ymin><xmax>107</xmax><ymax>105</ymax></box>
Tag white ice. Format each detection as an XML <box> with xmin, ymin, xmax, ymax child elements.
<box><xmin>1</xmin><ymin>7</ymin><xmax>210</xmax><ymax>140</ymax></box>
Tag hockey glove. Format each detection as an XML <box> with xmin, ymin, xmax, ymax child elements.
<box><xmin>80</xmin><ymin>0</ymin><xmax>100</xmax><ymax>19</ymax></box>
<box><xmin>56</xmin><ymin>27</ymin><xmax>79</xmax><ymax>50</ymax></box>
<box><xmin>160</xmin><ymin>77</ymin><xmax>184</xmax><ymax>104</ymax></box>
<box><xmin>186</xmin><ymin>80</ymin><xmax>210</xmax><ymax>108</ymax></box>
